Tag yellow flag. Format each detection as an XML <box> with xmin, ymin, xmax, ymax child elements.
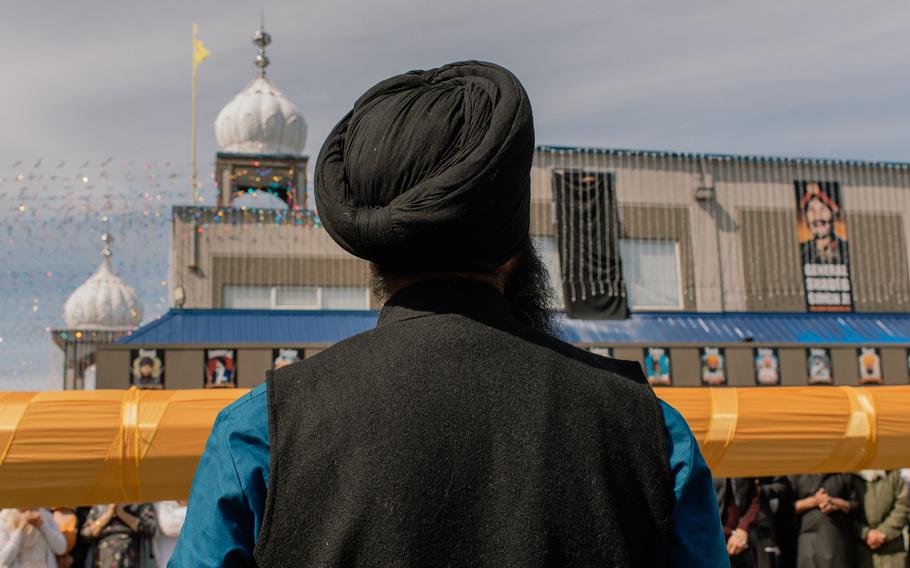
<box><xmin>193</xmin><ymin>23</ymin><xmax>210</xmax><ymax>68</ymax></box>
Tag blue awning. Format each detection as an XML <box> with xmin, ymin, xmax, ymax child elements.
<box><xmin>559</xmin><ymin>312</ymin><xmax>910</xmax><ymax>345</ymax></box>
<box><xmin>118</xmin><ymin>309</ymin><xmax>910</xmax><ymax>346</ymax></box>
<box><xmin>118</xmin><ymin>309</ymin><xmax>379</xmax><ymax>346</ymax></box>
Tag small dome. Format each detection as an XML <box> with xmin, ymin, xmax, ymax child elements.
<box><xmin>63</xmin><ymin>256</ymin><xmax>143</xmax><ymax>330</ymax></box>
<box><xmin>214</xmin><ymin>76</ymin><xmax>307</xmax><ymax>156</ymax></box>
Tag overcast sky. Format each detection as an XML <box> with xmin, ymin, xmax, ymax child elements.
<box><xmin>1</xmin><ymin>0</ymin><xmax>909</xmax><ymax>389</ymax></box>
<box><xmin>4</xmin><ymin>0</ymin><xmax>910</xmax><ymax>165</ymax></box>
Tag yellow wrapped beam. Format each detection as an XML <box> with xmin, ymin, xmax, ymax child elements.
<box><xmin>0</xmin><ymin>388</ymin><xmax>243</xmax><ymax>509</ymax></box>
<box><xmin>659</xmin><ymin>386</ymin><xmax>910</xmax><ymax>476</ymax></box>
<box><xmin>0</xmin><ymin>386</ymin><xmax>909</xmax><ymax>508</ymax></box>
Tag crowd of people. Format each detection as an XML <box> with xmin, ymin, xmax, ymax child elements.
<box><xmin>0</xmin><ymin>501</ymin><xmax>185</xmax><ymax>568</ymax></box>
<box><xmin>0</xmin><ymin>469</ymin><xmax>904</xmax><ymax>567</ymax></box>
<box><xmin>716</xmin><ymin>470</ymin><xmax>910</xmax><ymax>567</ymax></box>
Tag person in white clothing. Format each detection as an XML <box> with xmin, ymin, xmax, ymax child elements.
<box><xmin>0</xmin><ymin>508</ymin><xmax>67</xmax><ymax>568</ymax></box>
<box><xmin>153</xmin><ymin>501</ymin><xmax>186</xmax><ymax>567</ymax></box>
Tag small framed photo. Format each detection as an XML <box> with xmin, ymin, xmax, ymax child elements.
<box><xmin>858</xmin><ymin>347</ymin><xmax>883</xmax><ymax>385</ymax></box>
<box><xmin>205</xmin><ymin>349</ymin><xmax>237</xmax><ymax>388</ymax></box>
<box><xmin>645</xmin><ymin>347</ymin><xmax>671</xmax><ymax>386</ymax></box>
<box><xmin>807</xmin><ymin>348</ymin><xmax>833</xmax><ymax>385</ymax></box>
<box><xmin>130</xmin><ymin>349</ymin><xmax>164</xmax><ymax>389</ymax></box>
<box><xmin>753</xmin><ymin>348</ymin><xmax>780</xmax><ymax>386</ymax></box>
<box><xmin>272</xmin><ymin>348</ymin><xmax>304</xmax><ymax>370</ymax></box>
<box><xmin>700</xmin><ymin>347</ymin><xmax>727</xmax><ymax>386</ymax></box>
<box><xmin>587</xmin><ymin>346</ymin><xmax>612</xmax><ymax>358</ymax></box>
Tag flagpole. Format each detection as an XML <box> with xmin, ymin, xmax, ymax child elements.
<box><xmin>191</xmin><ymin>23</ymin><xmax>199</xmax><ymax>205</ymax></box>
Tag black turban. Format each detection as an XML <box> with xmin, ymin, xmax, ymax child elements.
<box><xmin>315</xmin><ymin>60</ymin><xmax>534</xmax><ymax>273</ymax></box>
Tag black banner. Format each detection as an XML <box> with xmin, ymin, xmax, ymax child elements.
<box><xmin>795</xmin><ymin>181</ymin><xmax>852</xmax><ymax>312</ymax></box>
<box><xmin>553</xmin><ymin>171</ymin><xmax>628</xmax><ymax>319</ymax></box>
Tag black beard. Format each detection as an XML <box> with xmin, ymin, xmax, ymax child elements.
<box><xmin>502</xmin><ymin>239</ymin><xmax>559</xmax><ymax>336</ymax></box>
<box><xmin>369</xmin><ymin>238</ymin><xmax>559</xmax><ymax>336</ymax></box>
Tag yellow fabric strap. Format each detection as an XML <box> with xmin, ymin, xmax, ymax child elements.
<box><xmin>701</xmin><ymin>388</ymin><xmax>739</xmax><ymax>469</ymax></box>
<box><xmin>119</xmin><ymin>387</ymin><xmax>142</xmax><ymax>502</ymax></box>
<box><xmin>138</xmin><ymin>396</ymin><xmax>170</xmax><ymax>456</ymax></box>
<box><xmin>818</xmin><ymin>386</ymin><xmax>877</xmax><ymax>473</ymax></box>
<box><xmin>0</xmin><ymin>392</ymin><xmax>37</xmax><ymax>465</ymax></box>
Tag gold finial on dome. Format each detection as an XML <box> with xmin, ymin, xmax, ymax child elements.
<box><xmin>101</xmin><ymin>233</ymin><xmax>113</xmax><ymax>258</ymax></box>
<box><xmin>252</xmin><ymin>14</ymin><xmax>271</xmax><ymax>77</ymax></box>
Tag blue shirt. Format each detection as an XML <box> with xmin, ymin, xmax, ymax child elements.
<box><xmin>170</xmin><ymin>384</ymin><xmax>726</xmax><ymax>567</ymax></box>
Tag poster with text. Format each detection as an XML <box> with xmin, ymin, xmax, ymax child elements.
<box><xmin>645</xmin><ymin>347</ymin><xmax>671</xmax><ymax>386</ymax></box>
<box><xmin>795</xmin><ymin>181</ymin><xmax>852</xmax><ymax>312</ymax></box>
<box><xmin>857</xmin><ymin>347</ymin><xmax>883</xmax><ymax>385</ymax></box>
<box><xmin>272</xmin><ymin>348</ymin><xmax>304</xmax><ymax>370</ymax></box>
<box><xmin>130</xmin><ymin>349</ymin><xmax>164</xmax><ymax>389</ymax></box>
<box><xmin>587</xmin><ymin>346</ymin><xmax>613</xmax><ymax>358</ymax></box>
<box><xmin>700</xmin><ymin>347</ymin><xmax>727</xmax><ymax>385</ymax></box>
<box><xmin>205</xmin><ymin>349</ymin><xmax>237</xmax><ymax>388</ymax></box>
<box><xmin>754</xmin><ymin>348</ymin><xmax>780</xmax><ymax>385</ymax></box>
<box><xmin>807</xmin><ymin>348</ymin><xmax>833</xmax><ymax>385</ymax></box>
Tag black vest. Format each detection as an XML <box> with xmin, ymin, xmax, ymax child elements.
<box><xmin>255</xmin><ymin>280</ymin><xmax>674</xmax><ymax>567</ymax></box>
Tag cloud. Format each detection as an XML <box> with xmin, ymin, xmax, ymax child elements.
<box><xmin>2</xmin><ymin>0</ymin><xmax>909</xmax><ymax>163</ymax></box>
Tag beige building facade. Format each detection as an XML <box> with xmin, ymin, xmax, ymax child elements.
<box><xmin>96</xmin><ymin>147</ymin><xmax>898</xmax><ymax>391</ymax></box>
<box><xmin>170</xmin><ymin>147</ymin><xmax>910</xmax><ymax>316</ymax></box>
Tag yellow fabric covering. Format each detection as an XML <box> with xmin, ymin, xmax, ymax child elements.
<box><xmin>0</xmin><ymin>386</ymin><xmax>908</xmax><ymax>508</ymax></box>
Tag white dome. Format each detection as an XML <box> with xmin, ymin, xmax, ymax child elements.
<box><xmin>215</xmin><ymin>76</ymin><xmax>307</xmax><ymax>156</ymax></box>
<box><xmin>63</xmin><ymin>256</ymin><xmax>143</xmax><ymax>330</ymax></box>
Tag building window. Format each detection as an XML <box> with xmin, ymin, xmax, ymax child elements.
<box><xmin>222</xmin><ymin>286</ymin><xmax>271</xmax><ymax>309</ymax></box>
<box><xmin>223</xmin><ymin>285</ymin><xmax>370</xmax><ymax>310</ymax></box>
<box><xmin>274</xmin><ymin>286</ymin><xmax>320</xmax><ymax>309</ymax></box>
<box><xmin>531</xmin><ymin>235</ymin><xmax>564</xmax><ymax>307</ymax></box>
<box><xmin>322</xmin><ymin>286</ymin><xmax>370</xmax><ymax>309</ymax></box>
<box><xmin>619</xmin><ymin>239</ymin><xmax>683</xmax><ymax>310</ymax></box>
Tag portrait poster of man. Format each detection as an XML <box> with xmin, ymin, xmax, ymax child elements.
<box><xmin>700</xmin><ymin>347</ymin><xmax>726</xmax><ymax>386</ymax></box>
<box><xmin>644</xmin><ymin>347</ymin><xmax>671</xmax><ymax>386</ymax></box>
<box><xmin>204</xmin><ymin>349</ymin><xmax>237</xmax><ymax>388</ymax></box>
<box><xmin>794</xmin><ymin>181</ymin><xmax>852</xmax><ymax>312</ymax></box>
<box><xmin>807</xmin><ymin>348</ymin><xmax>834</xmax><ymax>385</ymax></box>
<box><xmin>130</xmin><ymin>349</ymin><xmax>164</xmax><ymax>389</ymax></box>
<box><xmin>857</xmin><ymin>347</ymin><xmax>883</xmax><ymax>385</ymax></box>
<box><xmin>272</xmin><ymin>348</ymin><xmax>304</xmax><ymax>370</ymax></box>
<box><xmin>753</xmin><ymin>347</ymin><xmax>781</xmax><ymax>385</ymax></box>
<box><xmin>587</xmin><ymin>346</ymin><xmax>612</xmax><ymax>358</ymax></box>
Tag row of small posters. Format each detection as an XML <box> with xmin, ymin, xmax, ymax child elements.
<box><xmin>587</xmin><ymin>346</ymin><xmax>891</xmax><ymax>386</ymax></box>
<box><xmin>129</xmin><ymin>348</ymin><xmax>305</xmax><ymax>388</ymax></box>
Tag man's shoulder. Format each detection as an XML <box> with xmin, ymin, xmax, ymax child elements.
<box><xmin>221</xmin><ymin>382</ymin><xmax>267</xmax><ymax>415</ymax></box>
<box><xmin>212</xmin><ymin>382</ymin><xmax>268</xmax><ymax>441</ymax></box>
<box><xmin>502</xmin><ymin>319</ymin><xmax>651</xmax><ymax>388</ymax></box>
<box><xmin>267</xmin><ymin>328</ymin><xmax>390</xmax><ymax>381</ymax></box>
<box><xmin>266</xmin><ymin>320</ymin><xmax>652</xmax><ymax>402</ymax></box>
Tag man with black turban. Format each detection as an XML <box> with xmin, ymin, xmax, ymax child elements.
<box><xmin>172</xmin><ymin>61</ymin><xmax>724</xmax><ymax>567</ymax></box>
